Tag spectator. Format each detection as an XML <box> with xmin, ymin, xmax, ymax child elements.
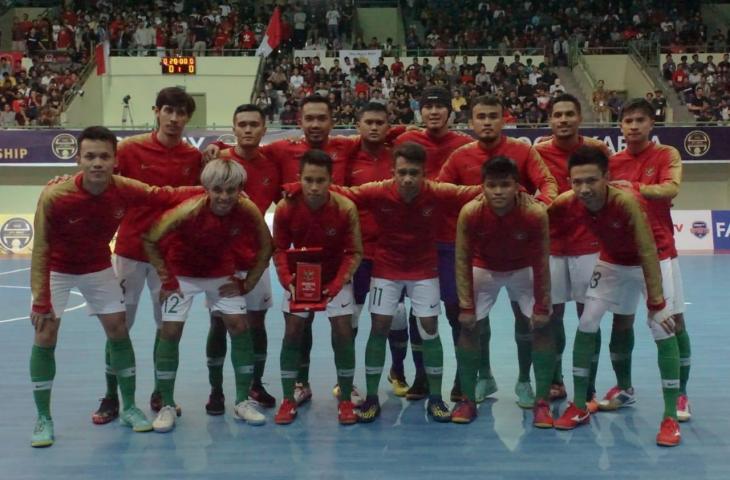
<box><xmin>549</xmin><ymin>78</ymin><xmax>565</xmax><ymax>95</ymax></box>
<box><xmin>326</xmin><ymin>5</ymin><xmax>341</xmax><ymax>41</ymax></box>
<box><xmin>592</xmin><ymin>80</ymin><xmax>610</xmax><ymax>123</ymax></box>
<box><xmin>451</xmin><ymin>90</ymin><xmax>467</xmax><ymax>123</ymax></box>
<box><xmin>0</xmin><ymin>103</ymin><xmax>17</xmax><ymax>127</ymax></box>
<box><xmin>607</xmin><ymin>90</ymin><xmax>623</xmax><ymax>123</ymax></box>
<box><xmin>280</xmin><ymin>102</ymin><xmax>298</xmax><ymax>126</ymax></box>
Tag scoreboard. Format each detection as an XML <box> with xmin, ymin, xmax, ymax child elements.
<box><xmin>161</xmin><ymin>56</ymin><xmax>196</xmax><ymax>75</ymax></box>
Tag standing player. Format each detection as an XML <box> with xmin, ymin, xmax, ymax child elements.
<box><xmin>606</xmin><ymin>98</ymin><xmax>691</xmax><ymax>420</ymax></box>
<box><xmin>143</xmin><ymin>159</ymin><xmax>273</xmax><ymax>432</ymax></box>
<box><xmin>272</xmin><ymin>150</ymin><xmax>362</xmax><ymax>425</ymax></box>
<box><xmin>438</xmin><ymin>95</ymin><xmax>557</xmax><ymax>408</ymax></box>
<box><xmin>393</xmin><ymin>86</ymin><xmax>474</xmax><ymax>400</ymax></box>
<box><xmin>29</xmin><ymin>126</ymin><xmax>197</xmax><ymax>447</ymax></box>
<box><xmin>94</xmin><ymin>87</ymin><xmax>202</xmax><ymax>424</ymax></box>
<box><xmin>535</xmin><ymin>93</ymin><xmax>610</xmax><ymax>407</ymax></box>
<box><xmin>551</xmin><ymin>146</ymin><xmax>681</xmax><ymax>447</ymax></box>
<box><xmin>204</xmin><ymin>104</ymin><xmax>280</xmax><ymax>414</ymax></box>
<box><xmin>452</xmin><ymin>157</ymin><xmax>553</xmax><ymax>426</ymax></box>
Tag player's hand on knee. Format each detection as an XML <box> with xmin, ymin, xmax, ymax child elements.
<box><xmin>458</xmin><ymin>310</ymin><xmax>477</xmax><ymax>330</ymax></box>
<box><xmin>650</xmin><ymin>306</ymin><xmax>675</xmax><ymax>334</ymax></box>
<box><xmin>530</xmin><ymin>313</ymin><xmax>550</xmax><ymax>330</ymax></box>
<box><xmin>219</xmin><ymin>276</ymin><xmax>245</xmax><ymax>297</ymax></box>
<box><xmin>160</xmin><ymin>288</ymin><xmax>182</xmax><ymax>303</ymax></box>
<box><xmin>30</xmin><ymin>311</ymin><xmax>55</xmax><ymax>332</ymax></box>
<box><xmin>202</xmin><ymin>144</ymin><xmax>220</xmax><ymax>163</ymax></box>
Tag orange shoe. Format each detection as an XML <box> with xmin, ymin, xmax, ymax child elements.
<box><xmin>338</xmin><ymin>400</ymin><xmax>357</xmax><ymax>425</ymax></box>
<box><xmin>451</xmin><ymin>399</ymin><xmax>478</xmax><ymax>424</ymax></box>
<box><xmin>274</xmin><ymin>399</ymin><xmax>298</xmax><ymax>425</ymax></box>
<box><xmin>533</xmin><ymin>400</ymin><xmax>554</xmax><ymax>428</ymax></box>
<box><xmin>554</xmin><ymin>403</ymin><xmax>590</xmax><ymax>430</ymax></box>
<box><xmin>656</xmin><ymin>417</ymin><xmax>681</xmax><ymax>447</ymax></box>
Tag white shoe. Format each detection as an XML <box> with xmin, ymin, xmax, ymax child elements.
<box><xmin>351</xmin><ymin>385</ymin><xmax>364</xmax><ymax>406</ymax></box>
<box><xmin>153</xmin><ymin>405</ymin><xmax>177</xmax><ymax>433</ymax></box>
<box><xmin>234</xmin><ymin>400</ymin><xmax>266</xmax><ymax>426</ymax></box>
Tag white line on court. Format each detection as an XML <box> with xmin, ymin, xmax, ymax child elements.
<box><xmin>0</xmin><ymin>285</ymin><xmax>87</xmax><ymax>324</ymax></box>
<box><xmin>0</xmin><ymin>267</ymin><xmax>30</xmax><ymax>276</ymax></box>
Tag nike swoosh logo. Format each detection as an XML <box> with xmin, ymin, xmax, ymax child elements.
<box><xmin>429</xmin><ymin>303</ymin><xmax>439</xmax><ymax>309</ymax></box>
<box><xmin>68</xmin><ymin>218</ymin><xmax>83</xmax><ymax>224</ymax></box>
<box><xmin>571</xmin><ymin>413</ymin><xmax>589</xmax><ymax>422</ymax></box>
<box><xmin>263</xmin><ymin>296</ymin><xmax>271</xmax><ymax>303</ymax></box>
<box><xmin>341</xmin><ymin>302</ymin><xmax>351</xmax><ymax>308</ymax></box>
<box><xmin>240</xmin><ymin>306</ymin><xmax>246</xmax><ymax>311</ymax></box>
<box><xmin>140</xmin><ymin>164</ymin><xmax>152</xmax><ymax>169</ymax></box>
<box><xmin>352</xmin><ymin>169</ymin><xmax>364</xmax><ymax>175</ymax></box>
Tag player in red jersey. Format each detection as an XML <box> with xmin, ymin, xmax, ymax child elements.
<box><xmin>535</xmin><ymin>93</ymin><xmax>611</xmax><ymax>408</ymax></box>
<box><xmin>29</xmin><ymin>126</ymin><xmax>200</xmax><ymax>447</ymax></box>
<box><xmin>144</xmin><ymin>159</ymin><xmax>273</xmax><ymax>433</ymax></box>
<box><xmin>551</xmin><ymin>146</ymin><xmax>681</xmax><ymax>447</ymax></box>
<box><xmin>451</xmin><ymin>157</ymin><xmax>553</xmax><ymax>425</ymax></box>
<box><xmin>330</xmin><ymin>142</ymin><xmax>481</xmax><ymax>422</ymax></box>
<box><xmin>272</xmin><ymin>150</ymin><xmax>363</xmax><ymax>425</ymax></box>
<box><xmin>95</xmin><ymin>87</ymin><xmax>202</xmax><ymax>423</ymax></box>
<box><xmin>204</xmin><ymin>104</ymin><xmax>280</xmax><ymax>414</ymax></box>
<box><xmin>439</xmin><ymin>95</ymin><xmax>557</xmax><ymax>408</ymax></box>
<box><xmin>605</xmin><ymin>98</ymin><xmax>691</xmax><ymax>420</ymax></box>
<box><xmin>393</xmin><ymin>86</ymin><xmax>474</xmax><ymax>401</ymax></box>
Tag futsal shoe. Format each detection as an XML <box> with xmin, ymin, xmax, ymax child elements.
<box><xmin>405</xmin><ymin>376</ymin><xmax>429</xmax><ymax>400</ymax></box>
<box><xmin>387</xmin><ymin>369</ymin><xmax>409</xmax><ymax>397</ymax></box>
<box><xmin>677</xmin><ymin>394</ymin><xmax>691</xmax><ymax>422</ymax></box>
<box><xmin>356</xmin><ymin>397</ymin><xmax>381</xmax><ymax>423</ymax></box>
<box><xmin>119</xmin><ymin>406</ymin><xmax>153</xmax><ymax>432</ymax></box>
<box><xmin>92</xmin><ymin>396</ymin><xmax>119</xmax><ymax>425</ymax></box>
<box><xmin>332</xmin><ymin>384</ymin><xmax>364</xmax><ymax>406</ymax></box>
<box><xmin>549</xmin><ymin>383</ymin><xmax>568</xmax><ymax>401</ymax></box>
<box><xmin>656</xmin><ymin>417</ymin><xmax>681</xmax><ymax>447</ymax></box>
<box><xmin>598</xmin><ymin>386</ymin><xmax>636</xmax><ymax>411</ymax></box>
<box><xmin>532</xmin><ymin>400</ymin><xmax>554</xmax><ymax>428</ymax></box>
<box><xmin>451</xmin><ymin>399</ymin><xmax>478</xmax><ymax>424</ymax></box>
<box><xmin>150</xmin><ymin>391</ymin><xmax>181</xmax><ymax>416</ymax></box>
<box><xmin>475</xmin><ymin>376</ymin><xmax>498</xmax><ymax>403</ymax></box>
<box><xmin>31</xmin><ymin>416</ymin><xmax>54</xmax><ymax>448</ymax></box>
<box><xmin>293</xmin><ymin>382</ymin><xmax>312</xmax><ymax>406</ymax></box>
<box><xmin>249</xmin><ymin>383</ymin><xmax>276</xmax><ymax>409</ymax></box>
<box><xmin>586</xmin><ymin>394</ymin><xmax>599</xmax><ymax>414</ymax></box>
<box><xmin>426</xmin><ymin>397</ymin><xmax>452</xmax><ymax>423</ymax></box>
<box><xmin>338</xmin><ymin>400</ymin><xmax>358</xmax><ymax>425</ymax></box>
<box><xmin>515</xmin><ymin>381</ymin><xmax>536</xmax><ymax>409</ymax></box>
<box><xmin>554</xmin><ymin>403</ymin><xmax>590</xmax><ymax>430</ymax></box>
<box><xmin>274</xmin><ymin>399</ymin><xmax>298</xmax><ymax>425</ymax></box>
<box><xmin>205</xmin><ymin>390</ymin><xmax>225</xmax><ymax>415</ymax></box>
<box><xmin>152</xmin><ymin>405</ymin><xmax>177</xmax><ymax>433</ymax></box>
<box><xmin>234</xmin><ymin>400</ymin><xmax>266</xmax><ymax>426</ymax></box>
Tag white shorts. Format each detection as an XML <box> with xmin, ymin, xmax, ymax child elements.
<box><xmin>35</xmin><ymin>267</ymin><xmax>125</xmax><ymax>317</ymax></box>
<box><xmin>113</xmin><ymin>255</ymin><xmax>162</xmax><ymax>327</ymax></box>
<box><xmin>670</xmin><ymin>257</ymin><xmax>685</xmax><ymax>315</ymax></box>
<box><xmin>550</xmin><ymin>253</ymin><xmax>599</xmax><ymax>304</ymax></box>
<box><xmin>585</xmin><ymin>259</ymin><xmax>673</xmax><ymax>315</ymax></box>
<box><xmin>369</xmin><ymin>277</ymin><xmax>440</xmax><ymax>318</ymax></box>
<box><xmin>282</xmin><ymin>282</ymin><xmax>354</xmax><ymax>319</ymax></box>
<box><xmin>163</xmin><ymin>276</ymin><xmax>247</xmax><ymax>322</ymax></box>
<box><xmin>473</xmin><ymin>266</ymin><xmax>534</xmax><ymax>319</ymax></box>
<box><xmin>210</xmin><ymin>269</ymin><xmax>273</xmax><ymax>313</ymax></box>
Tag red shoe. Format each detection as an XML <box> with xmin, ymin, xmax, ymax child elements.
<box><xmin>274</xmin><ymin>399</ymin><xmax>298</xmax><ymax>425</ymax></box>
<box><xmin>92</xmin><ymin>396</ymin><xmax>119</xmax><ymax>425</ymax></box>
<box><xmin>656</xmin><ymin>417</ymin><xmax>681</xmax><ymax>447</ymax></box>
<box><xmin>338</xmin><ymin>400</ymin><xmax>357</xmax><ymax>425</ymax></box>
<box><xmin>533</xmin><ymin>400</ymin><xmax>554</xmax><ymax>428</ymax></box>
<box><xmin>549</xmin><ymin>383</ymin><xmax>567</xmax><ymax>401</ymax></box>
<box><xmin>554</xmin><ymin>403</ymin><xmax>590</xmax><ymax>430</ymax></box>
<box><xmin>677</xmin><ymin>394</ymin><xmax>691</xmax><ymax>422</ymax></box>
<box><xmin>249</xmin><ymin>383</ymin><xmax>276</xmax><ymax>409</ymax></box>
<box><xmin>451</xmin><ymin>399</ymin><xmax>478</xmax><ymax>424</ymax></box>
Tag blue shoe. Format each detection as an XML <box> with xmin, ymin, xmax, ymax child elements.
<box><xmin>120</xmin><ymin>406</ymin><xmax>153</xmax><ymax>432</ymax></box>
<box><xmin>31</xmin><ymin>416</ymin><xmax>54</xmax><ymax>448</ymax></box>
<box><xmin>427</xmin><ymin>397</ymin><xmax>452</xmax><ymax>423</ymax></box>
<box><xmin>515</xmin><ymin>381</ymin><xmax>535</xmax><ymax>409</ymax></box>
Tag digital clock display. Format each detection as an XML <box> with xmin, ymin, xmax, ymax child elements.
<box><xmin>161</xmin><ymin>56</ymin><xmax>196</xmax><ymax>75</ymax></box>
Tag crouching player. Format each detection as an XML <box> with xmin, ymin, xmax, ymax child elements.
<box><xmin>143</xmin><ymin>159</ymin><xmax>272</xmax><ymax>432</ymax></box>
<box><xmin>551</xmin><ymin>146</ymin><xmax>681</xmax><ymax>447</ymax></box>
<box><xmin>29</xmin><ymin>126</ymin><xmax>199</xmax><ymax>447</ymax></box>
<box><xmin>272</xmin><ymin>150</ymin><xmax>363</xmax><ymax>425</ymax></box>
<box><xmin>452</xmin><ymin>157</ymin><xmax>554</xmax><ymax>425</ymax></box>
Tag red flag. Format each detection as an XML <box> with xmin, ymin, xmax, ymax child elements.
<box><xmin>95</xmin><ymin>42</ymin><xmax>111</xmax><ymax>75</ymax></box>
<box><xmin>256</xmin><ymin>7</ymin><xmax>282</xmax><ymax>57</ymax></box>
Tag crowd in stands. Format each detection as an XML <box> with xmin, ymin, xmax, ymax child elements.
<box><xmin>664</xmin><ymin>52</ymin><xmax>730</xmax><ymax>122</ymax></box>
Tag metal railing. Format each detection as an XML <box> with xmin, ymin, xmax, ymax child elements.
<box><xmin>108</xmin><ymin>48</ymin><xmax>260</xmax><ymax>57</ymax></box>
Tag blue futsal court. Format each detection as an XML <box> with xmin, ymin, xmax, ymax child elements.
<box><xmin>0</xmin><ymin>255</ymin><xmax>728</xmax><ymax>479</ymax></box>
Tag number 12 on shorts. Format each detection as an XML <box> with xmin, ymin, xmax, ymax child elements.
<box><xmin>163</xmin><ymin>295</ymin><xmax>181</xmax><ymax>314</ymax></box>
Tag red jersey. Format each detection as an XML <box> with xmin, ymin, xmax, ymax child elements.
<box><xmin>609</xmin><ymin>142</ymin><xmax>681</xmax><ymax>258</ymax></box>
<box><xmin>548</xmin><ymin>186</ymin><xmax>665</xmax><ymax>311</ymax></box>
<box><xmin>335</xmin><ymin>180</ymin><xmax>481</xmax><ymax>280</ymax></box>
<box><xmin>144</xmin><ymin>194</ymin><xmax>272</xmax><ymax>291</ymax></box>
<box><xmin>31</xmin><ymin>174</ymin><xmax>197</xmax><ymax>314</ymax></box>
<box><xmin>261</xmin><ymin>136</ymin><xmax>359</xmax><ymax>185</ymax></box>
<box><xmin>394</xmin><ymin>129</ymin><xmax>474</xmax><ymax>180</ymax></box>
<box><xmin>273</xmin><ymin>191</ymin><xmax>362</xmax><ymax>295</ymax></box>
<box><xmin>456</xmin><ymin>197</ymin><xmax>550</xmax><ymax>315</ymax></box>
<box><xmin>535</xmin><ymin>135</ymin><xmax>609</xmax><ymax>256</ymax></box>
<box><xmin>114</xmin><ymin>132</ymin><xmax>203</xmax><ymax>262</ymax></box>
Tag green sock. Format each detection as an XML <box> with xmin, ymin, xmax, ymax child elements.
<box><xmin>206</xmin><ymin>324</ymin><xmax>227</xmax><ymax>393</ymax></box>
<box><xmin>252</xmin><ymin>325</ymin><xmax>268</xmax><ymax>385</ymax></box>
<box><xmin>364</xmin><ymin>333</ymin><xmax>387</xmax><ymax>397</ymax></box>
<box><xmin>104</xmin><ymin>340</ymin><xmax>118</xmax><ymax>398</ymax></box>
<box><xmin>656</xmin><ymin>336</ymin><xmax>680</xmax><ymax>420</ymax></box>
<box><xmin>515</xmin><ymin>321</ymin><xmax>532</xmax><ymax>383</ymax></box>
<box><xmin>280</xmin><ymin>339</ymin><xmax>299</xmax><ymax>400</ymax></box>
<box><xmin>153</xmin><ymin>329</ymin><xmax>161</xmax><ymax>392</ymax></box>
<box><xmin>609</xmin><ymin>327</ymin><xmax>634</xmax><ymax>390</ymax></box>
<box><xmin>109</xmin><ymin>337</ymin><xmax>137</xmax><ymax>410</ymax></box>
<box><xmin>30</xmin><ymin>345</ymin><xmax>56</xmax><ymax>418</ymax></box>
<box><xmin>333</xmin><ymin>335</ymin><xmax>355</xmax><ymax>401</ymax></box>
<box><xmin>230</xmin><ymin>330</ymin><xmax>254</xmax><ymax>403</ymax></box>
<box><xmin>588</xmin><ymin>328</ymin><xmax>601</xmax><ymax>399</ymax></box>
<box><xmin>422</xmin><ymin>336</ymin><xmax>444</xmax><ymax>398</ymax></box>
<box><xmin>456</xmin><ymin>346</ymin><xmax>479</xmax><ymax>402</ymax></box>
<box><xmin>478</xmin><ymin>317</ymin><xmax>492</xmax><ymax>378</ymax></box>
<box><xmin>155</xmin><ymin>338</ymin><xmax>179</xmax><ymax>407</ymax></box>
<box><xmin>552</xmin><ymin>319</ymin><xmax>565</xmax><ymax>384</ymax></box>
<box><xmin>297</xmin><ymin>323</ymin><xmax>312</xmax><ymax>384</ymax></box>
<box><xmin>532</xmin><ymin>347</ymin><xmax>556</xmax><ymax>401</ymax></box>
<box><xmin>676</xmin><ymin>329</ymin><xmax>691</xmax><ymax>395</ymax></box>
<box><xmin>572</xmin><ymin>330</ymin><xmax>597</xmax><ymax>410</ymax></box>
